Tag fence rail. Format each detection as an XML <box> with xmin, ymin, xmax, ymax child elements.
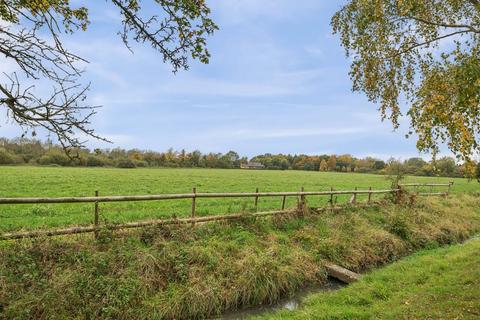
<box><xmin>399</xmin><ymin>182</ymin><xmax>453</xmax><ymax>196</ymax></box>
<box><xmin>399</xmin><ymin>182</ymin><xmax>453</xmax><ymax>187</ymax></box>
<box><xmin>0</xmin><ymin>189</ymin><xmax>400</xmax><ymax>205</ymax></box>
<box><xmin>0</xmin><ymin>183</ymin><xmax>453</xmax><ymax>241</ymax></box>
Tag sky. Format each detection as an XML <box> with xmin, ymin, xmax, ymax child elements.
<box><xmin>0</xmin><ymin>0</ymin><xmax>446</xmax><ymax>160</ymax></box>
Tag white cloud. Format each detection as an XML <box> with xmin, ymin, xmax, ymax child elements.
<box><xmin>158</xmin><ymin>77</ymin><xmax>296</xmax><ymax>97</ymax></box>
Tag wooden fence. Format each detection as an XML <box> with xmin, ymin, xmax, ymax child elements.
<box><xmin>0</xmin><ymin>182</ymin><xmax>453</xmax><ymax>241</ymax></box>
<box><xmin>399</xmin><ymin>182</ymin><xmax>454</xmax><ymax>196</ymax></box>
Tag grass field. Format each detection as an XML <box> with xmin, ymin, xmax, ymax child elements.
<box><xmin>255</xmin><ymin>237</ymin><xmax>480</xmax><ymax>320</ymax></box>
<box><xmin>0</xmin><ymin>166</ymin><xmax>478</xmax><ymax>232</ymax></box>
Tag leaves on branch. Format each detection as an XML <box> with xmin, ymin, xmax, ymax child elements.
<box><xmin>0</xmin><ymin>0</ymin><xmax>217</xmax><ymax>152</ymax></box>
<box><xmin>332</xmin><ymin>0</ymin><xmax>480</xmax><ymax>173</ymax></box>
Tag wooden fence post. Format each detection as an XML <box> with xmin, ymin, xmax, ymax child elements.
<box><xmin>353</xmin><ymin>187</ymin><xmax>357</xmax><ymax>204</ymax></box>
<box><xmin>191</xmin><ymin>187</ymin><xmax>196</xmax><ymax>226</ymax></box>
<box><xmin>300</xmin><ymin>186</ymin><xmax>305</xmax><ymax>212</ymax></box>
<box><xmin>330</xmin><ymin>187</ymin><xmax>334</xmax><ymax>207</ymax></box>
<box><xmin>281</xmin><ymin>195</ymin><xmax>286</xmax><ymax>210</ymax></box>
<box><xmin>254</xmin><ymin>187</ymin><xmax>259</xmax><ymax>212</ymax></box>
<box><xmin>446</xmin><ymin>182</ymin><xmax>453</xmax><ymax>196</ymax></box>
<box><xmin>368</xmin><ymin>186</ymin><xmax>372</xmax><ymax>204</ymax></box>
<box><xmin>94</xmin><ymin>190</ymin><xmax>99</xmax><ymax>239</ymax></box>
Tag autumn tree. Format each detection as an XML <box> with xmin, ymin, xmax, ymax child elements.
<box><xmin>0</xmin><ymin>0</ymin><xmax>217</xmax><ymax>151</ymax></box>
<box><xmin>332</xmin><ymin>0</ymin><xmax>480</xmax><ymax>173</ymax></box>
<box><xmin>319</xmin><ymin>159</ymin><xmax>328</xmax><ymax>171</ymax></box>
<box><xmin>337</xmin><ymin>154</ymin><xmax>355</xmax><ymax>172</ymax></box>
<box><xmin>327</xmin><ymin>155</ymin><xmax>337</xmax><ymax>171</ymax></box>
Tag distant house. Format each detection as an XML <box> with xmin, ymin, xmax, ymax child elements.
<box><xmin>240</xmin><ymin>161</ymin><xmax>265</xmax><ymax>169</ymax></box>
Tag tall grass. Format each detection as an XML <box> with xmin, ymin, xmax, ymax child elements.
<box><xmin>0</xmin><ymin>194</ymin><xmax>479</xmax><ymax>319</ymax></box>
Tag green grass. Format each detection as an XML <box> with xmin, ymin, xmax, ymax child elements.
<box><xmin>0</xmin><ymin>166</ymin><xmax>477</xmax><ymax>232</ymax></box>
<box><xmin>255</xmin><ymin>238</ymin><xmax>480</xmax><ymax>320</ymax></box>
<box><xmin>0</xmin><ymin>194</ymin><xmax>479</xmax><ymax>319</ymax></box>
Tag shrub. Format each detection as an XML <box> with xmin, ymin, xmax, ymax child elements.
<box><xmin>38</xmin><ymin>152</ymin><xmax>71</xmax><ymax>166</ymax></box>
<box><xmin>388</xmin><ymin>214</ymin><xmax>412</xmax><ymax>241</ymax></box>
<box><xmin>116</xmin><ymin>158</ymin><xmax>136</xmax><ymax>168</ymax></box>
<box><xmin>0</xmin><ymin>148</ymin><xmax>15</xmax><ymax>164</ymax></box>
<box><xmin>133</xmin><ymin>160</ymin><xmax>148</xmax><ymax>167</ymax></box>
<box><xmin>86</xmin><ymin>156</ymin><xmax>106</xmax><ymax>167</ymax></box>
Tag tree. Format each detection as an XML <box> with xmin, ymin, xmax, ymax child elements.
<box><xmin>355</xmin><ymin>157</ymin><xmax>375</xmax><ymax>173</ymax></box>
<box><xmin>332</xmin><ymin>1</ymin><xmax>480</xmax><ymax>173</ymax></box>
<box><xmin>373</xmin><ymin>160</ymin><xmax>386</xmax><ymax>170</ymax></box>
<box><xmin>435</xmin><ymin>157</ymin><xmax>457</xmax><ymax>176</ymax></box>
<box><xmin>0</xmin><ymin>1</ymin><xmax>217</xmax><ymax>151</ymax></box>
<box><xmin>337</xmin><ymin>154</ymin><xmax>355</xmax><ymax>172</ymax></box>
<box><xmin>327</xmin><ymin>155</ymin><xmax>337</xmax><ymax>171</ymax></box>
<box><xmin>319</xmin><ymin>159</ymin><xmax>328</xmax><ymax>171</ymax></box>
<box><xmin>405</xmin><ymin>157</ymin><xmax>427</xmax><ymax>175</ymax></box>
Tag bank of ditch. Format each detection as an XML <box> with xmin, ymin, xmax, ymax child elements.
<box><xmin>253</xmin><ymin>237</ymin><xmax>480</xmax><ymax>319</ymax></box>
<box><xmin>0</xmin><ymin>194</ymin><xmax>479</xmax><ymax>319</ymax></box>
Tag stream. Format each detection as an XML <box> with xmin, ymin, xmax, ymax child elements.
<box><xmin>217</xmin><ymin>277</ymin><xmax>346</xmax><ymax>319</ymax></box>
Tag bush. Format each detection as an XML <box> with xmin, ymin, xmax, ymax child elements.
<box><xmin>86</xmin><ymin>156</ymin><xmax>106</xmax><ymax>167</ymax></box>
<box><xmin>0</xmin><ymin>148</ymin><xmax>15</xmax><ymax>164</ymax></box>
<box><xmin>133</xmin><ymin>160</ymin><xmax>148</xmax><ymax>168</ymax></box>
<box><xmin>116</xmin><ymin>158</ymin><xmax>136</xmax><ymax>168</ymax></box>
<box><xmin>38</xmin><ymin>152</ymin><xmax>71</xmax><ymax>166</ymax></box>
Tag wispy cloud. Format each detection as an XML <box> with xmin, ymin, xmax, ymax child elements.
<box><xmin>225</xmin><ymin>127</ymin><xmax>368</xmax><ymax>139</ymax></box>
<box><xmin>0</xmin><ymin>1</ymin><xmax>428</xmax><ymax>158</ymax></box>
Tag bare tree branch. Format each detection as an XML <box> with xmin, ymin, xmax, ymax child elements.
<box><xmin>0</xmin><ymin>0</ymin><xmax>217</xmax><ymax>151</ymax></box>
<box><xmin>0</xmin><ymin>73</ymin><xmax>109</xmax><ymax>153</ymax></box>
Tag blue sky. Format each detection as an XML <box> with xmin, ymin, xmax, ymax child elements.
<box><xmin>0</xmin><ymin>0</ymin><xmax>440</xmax><ymax>160</ymax></box>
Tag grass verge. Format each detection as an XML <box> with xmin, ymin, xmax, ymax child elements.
<box><xmin>0</xmin><ymin>194</ymin><xmax>479</xmax><ymax>319</ymax></box>
<box><xmin>255</xmin><ymin>237</ymin><xmax>480</xmax><ymax>320</ymax></box>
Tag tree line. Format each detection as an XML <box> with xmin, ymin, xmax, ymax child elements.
<box><xmin>0</xmin><ymin>137</ymin><xmax>479</xmax><ymax>179</ymax></box>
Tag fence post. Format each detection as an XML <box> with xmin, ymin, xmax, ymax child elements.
<box><xmin>446</xmin><ymin>182</ymin><xmax>453</xmax><ymax>196</ymax></box>
<box><xmin>353</xmin><ymin>187</ymin><xmax>357</xmax><ymax>204</ymax></box>
<box><xmin>254</xmin><ymin>187</ymin><xmax>259</xmax><ymax>212</ymax></box>
<box><xmin>368</xmin><ymin>186</ymin><xmax>372</xmax><ymax>204</ymax></box>
<box><xmin>281</xmin><ymin>195</ymin><xmax>286</xmax><ymax>210</ymax></box>
<box><xmin>330</xmin><ymin>187</ymin><xmax>334</xmax><ymax>208</ymax></box>
<box><xmin>94</xmin><ymin>190</ymin><xmax>99</xmax><ymax>239</ymax></box>
<box><xmin>191</xmin><ymin>187</ymin><xmax>196</xmax><ymax>226</ymax></box>
<box><xmin>300</xmin><ymin>186</ymin><xmax>305</xmax><ymax>213</ymax></box>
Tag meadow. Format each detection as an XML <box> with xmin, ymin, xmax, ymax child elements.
<box><xmin>0</xmin><ymin>166</ymin><xmax>477</xmax><ymax>233</ymax></box>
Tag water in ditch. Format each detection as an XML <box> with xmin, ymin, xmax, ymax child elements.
<box><xmin>216</xmin><ymin>277</ymin><xmax>346</xmax><ymax>319</ymax></box>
